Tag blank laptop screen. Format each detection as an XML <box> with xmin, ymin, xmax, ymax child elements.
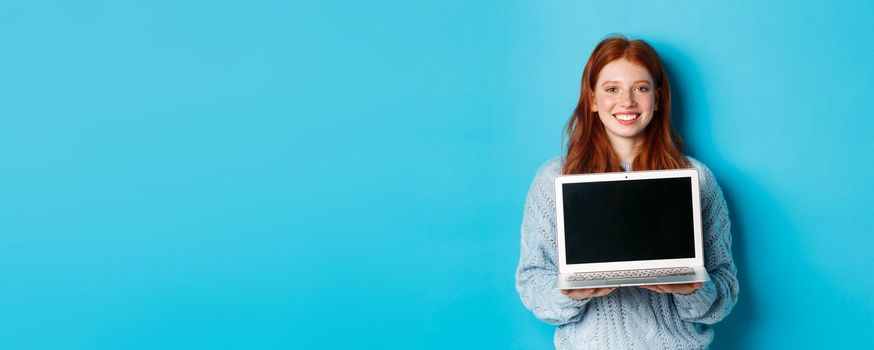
<box><xmin>562</xmin><ymin>177</ymin><xmax>695</xmax><ymax>264</ymax></box>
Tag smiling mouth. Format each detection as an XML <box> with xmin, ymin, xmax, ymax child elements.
<box><xmin>612</xmin><ymin>113</ymin><xmax>640</xmax><ymax>125</ymax></box>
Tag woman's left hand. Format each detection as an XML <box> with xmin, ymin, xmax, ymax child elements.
<box><xmin>639</xmin><ymin>282</ymin><xmax>704</xmax><ymax>295</ymax></box>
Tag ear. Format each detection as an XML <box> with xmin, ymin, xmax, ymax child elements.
<box><xmin>589</xmin><ymin>93</ymin><xmax>598</xmax><ymax>112</ymax></box>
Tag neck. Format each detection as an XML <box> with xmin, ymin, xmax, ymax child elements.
<box><xmin>608</xmin><ymin>136</ymin><xmax>644</xmax><ymax>164</ymax></box>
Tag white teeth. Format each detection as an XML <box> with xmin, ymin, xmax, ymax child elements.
<box><xmin>614</xmin><ymin>113</ymin><xmax>639</xmax><ymax>121</ymax></box>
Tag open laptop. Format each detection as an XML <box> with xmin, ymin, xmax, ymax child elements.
<box><xmin>553</xmin><ymin>169</ymin><xmax>710</xmax><ymax>290</ymax></box>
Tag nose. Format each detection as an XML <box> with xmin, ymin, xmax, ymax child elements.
<box><xmin>619</xmin><ymin>90</ymin><xmax>636</xmax><ymax>107</ymax></box>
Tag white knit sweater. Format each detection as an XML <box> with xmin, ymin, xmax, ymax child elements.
<box><xmin>515</xmin><ymin>157</ymin><xmax>739</xmax><ymax>349</ymax></box>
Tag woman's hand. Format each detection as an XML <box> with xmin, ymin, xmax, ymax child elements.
<box><xmin>559</xmin><ymin>287</ymin><xmax>617</xmax><ymax>301</ymax></box>
<box><xmin>639</xmin><ymin>282</ymin><xmax>704</xmax><ymax>295</ymax></box>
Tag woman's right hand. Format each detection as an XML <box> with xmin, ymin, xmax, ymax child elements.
<box><xmin>559</xmin><ymin>287</ymin><xmax>617</xmax><ymax>301</ymax></box>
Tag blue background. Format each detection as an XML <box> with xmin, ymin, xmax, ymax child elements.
<box><xmin>2</xmin><ymin>1</ymin><xmax>873</xmax><ymax>349</ymax></box>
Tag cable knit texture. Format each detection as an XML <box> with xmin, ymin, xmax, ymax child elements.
<box><xmin>515</xmin><ymin>156</ymin><xmax>739</xmax><ymax>349</ymax></box>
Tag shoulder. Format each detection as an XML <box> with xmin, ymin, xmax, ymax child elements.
<box><xmin>523</xmin><ymin>156</ymin><xmax>563</xmax><ymax>205</ymax></box>
<box><xmin>531</xmin><ymin>156</ymin><xmax>564</xmax><ymax>187</ymax></box>
<box><xmin>686</xmin><ymin>156</ymin><xmax>717</xmax><ymax>185</ymax></box>
<box><xmin>525</xmin><ymin>157</ymin><xmax>564</xmax><ymax>212</ymax></box>
<box><xmin>685</xmin><ymin>156</ymin><xmax>726</xmax><ymax>205</ymax></box>
<box><xmin>686</xmin><ymin>156</ymin><xmax>709</xmax><ymax>174</ymax></box>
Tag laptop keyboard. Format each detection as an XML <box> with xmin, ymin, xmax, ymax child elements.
<box><xmin>568</xmin><ymin>267</ymin><xmax>695</xmax><ymax>281</ymax></box>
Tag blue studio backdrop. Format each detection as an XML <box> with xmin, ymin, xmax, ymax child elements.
<box><xmin>2</xmin><ymin>1</ymin><xmax>873</xmax><ymax>349</ymax></box>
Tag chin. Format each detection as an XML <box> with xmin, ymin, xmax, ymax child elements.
<box><xmin>611</xmin><ymin>127</ymin><xmax>645</xmax><ymax>136</ymax></box>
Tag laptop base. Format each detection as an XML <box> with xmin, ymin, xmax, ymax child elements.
<box><xmin>554</xmin><ymin>266</ymin><xmax>710</xmax><ymax>290</ymax></box>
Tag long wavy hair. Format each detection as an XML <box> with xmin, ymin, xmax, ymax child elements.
<box><xmin>563</xmin><ymin>35</ymin><xmax>689</xmax><ymax>175</ymax></box>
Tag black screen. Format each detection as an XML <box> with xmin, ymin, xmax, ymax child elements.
<box><xmin>562</xmin><ymin>177</ymin><xmax>695</xmax><ymax>264</ymax></box>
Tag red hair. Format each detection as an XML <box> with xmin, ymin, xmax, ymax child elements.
<box><xmin>563</xmin><ymin>35</ymin><xmax>689</xmax><ymax>175</ymax></box>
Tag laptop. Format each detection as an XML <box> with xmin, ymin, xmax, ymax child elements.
<box><xmin>553</xmin><ymin>169</ymin><xmax>710</xmax><ymax>290</ymax></box>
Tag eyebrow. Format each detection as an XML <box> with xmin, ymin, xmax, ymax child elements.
<box><xmin>600</xmin><ymin>80</ymin><xmax>652</xmax><ymax>86</ymax></box>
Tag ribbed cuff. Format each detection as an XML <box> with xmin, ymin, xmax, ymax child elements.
<box><xmin>673</xmin><ymin>280</ymin><xmax>716</xmax><ymax>311</ymax></box>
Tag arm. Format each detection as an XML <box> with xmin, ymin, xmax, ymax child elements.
<box><xmin>672</xmin><ymin>164</ymin><xmax>740</xmax><ymax>324</ymax></box>
<box><xmin>515</xmin><ymin>160</ymin><xmax>589</xmax><ymax>325</ymax></box>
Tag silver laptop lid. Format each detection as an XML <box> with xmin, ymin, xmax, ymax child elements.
<box><xmin>554</xmin><ymin>169</ymin><xmax>704</xmax><ymax>274</ymax></box>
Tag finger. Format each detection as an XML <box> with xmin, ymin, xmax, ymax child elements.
<box><xmin>565</xmin><ymin>288</ymin><xmax>592</xmax><ymax>300</ymax></box>
<box><xmin>575</xmin><ymin>288</ymin><xmax>596</xmax><ymax>298</ymax></box>
<box><xmin>592</xmin><ymin>288</ymin><xmax>616</xmax><ymax>298</ymax></box>
<box><xmin>601</xmin><ymin>288</ymin><xmax>617</xmax><ymax>297</ymax></box>
<box><xmin>665</xmin><ymin>284</ymin><xmax>696</xmax><ymax>295</ymax></box>
<box><xmin>682</xmin><ymin>283</ymin><xmax>703</xmax><ymax>295</ymax></box>
<box><xmin>677</xmin><ymin>287</ymin><xmax>694</xmax><ymax>295</ymax></box>
<box><xmin>677</xmin><ymin>283</ymin><xmax>700</xmax><ymax>293</ymax></box>
<box><xmin>569</xmin><ymin>287</ymin><xmax>605</xmax><ymax>300</ymax></box>
<box><xmin>651</xmin><ymin>285</ymin><xmax>668</xmax><ymax>293</ymax></box>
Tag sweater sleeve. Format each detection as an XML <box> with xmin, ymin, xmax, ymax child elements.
<box><xmin>515</xmin><ymin>159</ymin><xmax>589</xmax><ymax>326</ymax></box>
<box><xmin>672</xmin><ymin>161</ymin><xmax>740</xmax><ymax>324</ymax></box>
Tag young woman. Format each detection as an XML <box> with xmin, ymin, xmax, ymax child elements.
<box><xmin>515</xmin><ymin>35</ymin><xmax>739</xmax><ymax>349</ymax></box>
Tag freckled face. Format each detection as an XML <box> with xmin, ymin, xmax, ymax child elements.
<box><xmin>591</xmin><ymin>58</ymin><xmax>657</xmax><ymax>145</ymax></box>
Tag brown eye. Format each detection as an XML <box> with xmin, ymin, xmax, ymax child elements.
<box><xmin>635</xmin><ymin>86</ymin><xmax>650</xmax><ymax>92</ymax></box>
<box><xmin>606</xmin><ymin>87</ymin><xmax>618</xmax><ymax>93</ymax></box>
